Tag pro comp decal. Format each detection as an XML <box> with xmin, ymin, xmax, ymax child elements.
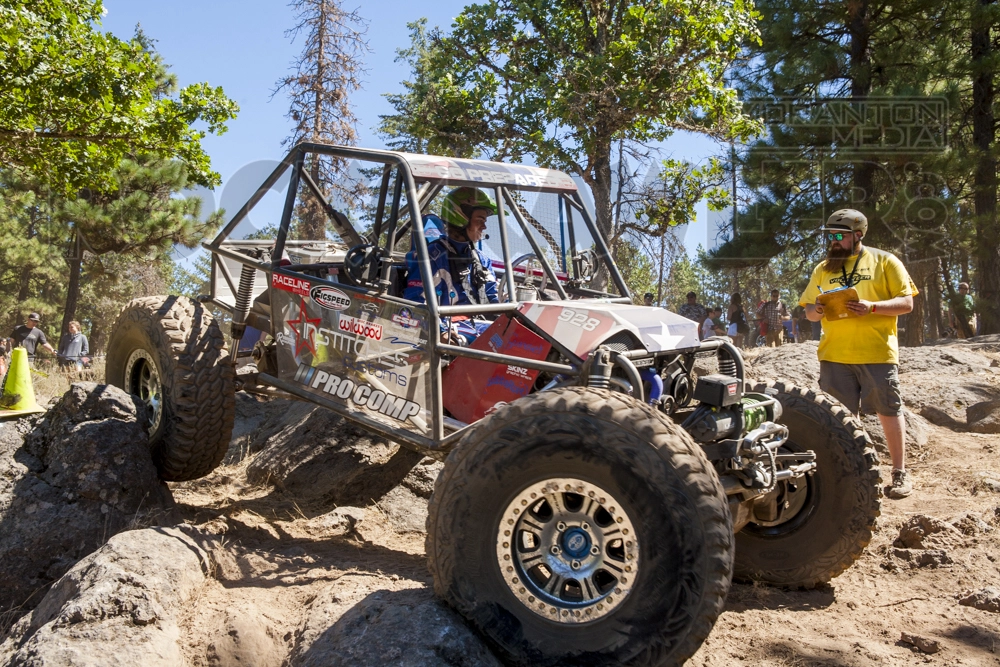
<box><xmin>294</xmin><ymin>365</ymin><xmax>420</xmax><ymax>422</ymax></box>
<box><xmin>310</xmin><ymin>285</ymin><xmax>352</xmax><ymax>311</ymax></box>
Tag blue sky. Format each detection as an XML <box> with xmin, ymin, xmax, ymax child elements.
<box><xmin>100</xmin><ymin>0</ymin><xmax>721</xmax><ymax>255</ymax></box>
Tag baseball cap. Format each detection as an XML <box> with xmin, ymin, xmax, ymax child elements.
<box><xmin>28</xmin><ymin>312</ymin><xmax>40</xmax><ymax>322</ymax></box>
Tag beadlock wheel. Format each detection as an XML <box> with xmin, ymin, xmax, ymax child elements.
<box><xmin>124</xmin><ymin>348</ymin><xmax>163</xmax><ymax>436</ymax></box>
<box><xmin>497</xmin><ymin>477</ymin><xmax>639</xmax><ymax>624</ymax></box>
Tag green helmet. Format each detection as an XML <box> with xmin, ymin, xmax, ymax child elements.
<box><xmin>441</xmin><ymin>187</ymin><xmax>497</xmax><ymax>228</ymax></box>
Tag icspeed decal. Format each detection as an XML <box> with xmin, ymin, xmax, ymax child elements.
<box><xmin>310</xmin><ymin>285</ymin><xmax>352</xmax><ymax>310</ymax></box>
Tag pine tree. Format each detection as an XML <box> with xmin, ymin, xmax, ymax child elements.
<box><xmin>274</xmin><ymin>0</ymin><xmax>370</xmax><ymax>240</ymax></box>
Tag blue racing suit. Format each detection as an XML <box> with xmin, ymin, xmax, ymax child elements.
<box><xmin>403</xmin><ymin>220</ymin><xmax>499</xmax><ymax>341</ymax></box>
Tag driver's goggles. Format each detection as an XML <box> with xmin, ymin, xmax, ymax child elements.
<box><xmin>826</xmin><ymin>232</ymin><xmax>847</xmax><ymax>241</ymax></box>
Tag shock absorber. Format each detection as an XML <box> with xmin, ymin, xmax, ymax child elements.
<box><xmin>587</xmin><ymin>348</ymin><xmax>612</xmax><ymax>390</ymax></box>
<box><xmin>229</xmin><ymin>262</ymin><xmax>257</xmax><ymax>361</ymax></box>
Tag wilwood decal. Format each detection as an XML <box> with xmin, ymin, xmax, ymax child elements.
<box><xmin>338</xmin><ymin>315</ymin><xmax>383</xmax><ymax>340</ymax></box>
<box><xmin>310</xmin><ymin>285</ymin><xmax>351</xmax><ymax>310</ymax></box>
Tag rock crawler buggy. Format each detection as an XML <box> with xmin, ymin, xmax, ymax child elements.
<box><xmin>107</xmin><ymin>144</ymin><xmax>881</xmax><ymax>667</ymax></box>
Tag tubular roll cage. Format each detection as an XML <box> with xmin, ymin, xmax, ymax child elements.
<box><xmin>203</xmin><ymin>142</ymin><xmax>726</xmax><ymax>457</ymax></box>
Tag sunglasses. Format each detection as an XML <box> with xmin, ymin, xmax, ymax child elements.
<box><xmin>826</xmin><ymin>232</ymin><xmax>848</xmax><ymax>241</ymax></box>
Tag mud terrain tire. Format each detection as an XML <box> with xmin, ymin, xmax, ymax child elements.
<box><xmin>735</xmin><ymin>380</ymin><xmax>881</xmax><ymax>587</ymax></box>
<box><xmin>107</xmin><ymin>296</ymin><xmax>235</xmax><ymax>481</ymax></box>
<box><xmin>427</xmin><ymin>387</ymin><xmax>733</xmax><ymax>667</ymax></box>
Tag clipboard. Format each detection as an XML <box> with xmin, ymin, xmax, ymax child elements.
<box><xmin>816</xmin><ymin>287</ymin><xmax>860</xmax><ymax>321</ymax></box>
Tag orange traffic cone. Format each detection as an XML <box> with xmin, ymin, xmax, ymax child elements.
<box><xmin>0</xmin><ymin>348</ymin><xmax>46</xmax><ymax>418</ymax></box>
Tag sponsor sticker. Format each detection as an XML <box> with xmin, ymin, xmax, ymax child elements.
<box><xmin>273</xmin><ymin>273</ymin><xmax>310</xmax><ymax>296</ymax></box>
<box><xmin>338</xmin><ymin>315</ymin><xmax>383</xmax><ymax>341</ymax></box>
<box><xmin>391</xmin><ymin>307</ymin><xmax>421</xmax><ymax>329</ymax></box>
<box><xmin>294</xmin><ymin>364</ymin><xmax>421</xmax><ymax>423</ymax></box>
<box><xmin>310</xmin><ymin>285</ymin><xmax>352</xmax><ymax>310</ymax></box>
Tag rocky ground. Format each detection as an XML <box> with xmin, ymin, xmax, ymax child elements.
<box><xmin>2</xmin><ymin>336</ymin><xmax>1000</xmax><ymax>666</ymax></box>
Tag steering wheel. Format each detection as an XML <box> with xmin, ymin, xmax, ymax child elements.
<box><xmin>499</xmin><ymin>253</ymin><xmax>549</xmax><ymax>302</ymax></box>
<box><xmin>342</xmin><ymin>244</ymin><xmax>377</xmax><ymax>286</ymax></box>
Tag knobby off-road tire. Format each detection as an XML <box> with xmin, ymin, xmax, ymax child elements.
<box><xmin>107</xmin><ymin>296</ymin><xmax>235</xmax><ymax>481</ymax></box>
<box><xmin>427</xmin><ymin>387</ymin><xmax>733</xmax><ymax>667</ymax></box>
<box><xmin>735</xmin><ymin>380</ymin><xmax>881</xmax><ymax>587</ymax></box>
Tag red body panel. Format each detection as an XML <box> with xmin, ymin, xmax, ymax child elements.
<box><xmin>442</xmin><ymin>316</ymin><xmax>552</xmax><ymax>423</ymax></box>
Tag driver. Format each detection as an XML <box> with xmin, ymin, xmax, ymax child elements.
<box><xmin>404</xmin><ymin>187</ymin><xmax>499</xmax><ymax>343</ymax></box>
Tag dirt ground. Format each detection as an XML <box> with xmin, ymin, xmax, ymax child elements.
<box><xmin>164</xmin><ymin>342</ymin><xmax>1000</xmax><ymax>667</ymax></box>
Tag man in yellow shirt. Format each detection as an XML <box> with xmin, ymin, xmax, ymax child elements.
<box><xmin>800</xmin><ymin>209</ymin><xmax>918</xmax><ymax>498</ymax></box>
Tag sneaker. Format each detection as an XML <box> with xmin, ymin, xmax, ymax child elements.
<box><xmin>887</xmin><ymin>469</ymin><xmax>912</xmax><ymax>498</ymax></box>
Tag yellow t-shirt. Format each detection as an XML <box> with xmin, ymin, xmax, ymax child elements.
<box><xmin>799</xmin><ymin>246</ymin><xmax>918</xmax><ymax>365</ymax></box>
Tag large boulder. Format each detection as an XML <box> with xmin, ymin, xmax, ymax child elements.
<box><xmin>967</xmin><ymin>399</ymin><xmax>1000</xmax><ymax>434</ymax></box>
<box><xmin>0</xmin><ymin>383</ymin><xmax>175</xmax><ymax>617</ymax></box>
<box><xmin>245</xmin><ymin>400</ymin><xmax>424</xmax><ymax>509</ymax></box>
<box><xmin>0</xmin><ymin>527</ymin><xmax>210</xmax><ymax>665</ymax></box>
<box><xmin>291</xmin><ymin>587</ymin><xmax>502</xmax><ymax>667</ymax></box>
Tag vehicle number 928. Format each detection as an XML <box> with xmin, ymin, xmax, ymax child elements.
<box><xmin>558</xmin><ymin>308</ymin><xmax>601</xmax><ymax>331</ymax></box>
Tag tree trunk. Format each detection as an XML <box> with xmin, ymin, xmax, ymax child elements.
<box><xmin>848</xmin><ymin>0</ymin><xmax>876</xmax><ymax>217</ymax></box>
<box><xmin>927</xmin><ymin>258</ymin><xmax>942</xmax><ymax>340</ymax></box>
<box><xmin>588</xmin><ymin>144</ymin><xmax>616</xmax><ymax>291</ymax></box>
<box><xmin>972</xmin><ymin>0</ymin><xmax>1000</xmax><ymax>334</ymax></box>
<box><xmin>902</xmin><ymin>258</ymin><xmax>934</xmax><ymax>346</ymax></box>
<box><xmin>60</xmin><ymin>231</ymin><xmax>83</xmax><ymax>343</ymax></box>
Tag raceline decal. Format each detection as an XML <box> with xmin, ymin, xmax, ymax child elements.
<box><xmin>294</xmin><ymin>364</ymin><xmax>420</xmax><ymax>422</ymax></box>
<box><xmin>338</xmin><ymin>315</ymin><xmax>383</xmax><ymax>340</ymax></box>
<box><xmin>273</xmin><ymin>273</ymin><xmax>310</xmax><ymax>296</ymax></box>
<box><xmin>310</xmin><ymin>285</ymin><xmax>352</xmax><ymax>310</ymax></box>
<box><xmin>285</xmin><ymin>297</ymin><xmax>321</xmax><ymax>356</ymax></box>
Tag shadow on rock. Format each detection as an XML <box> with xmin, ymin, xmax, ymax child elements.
<box><xmin>291</xmin><ymin>588</ymin><xmax>502</xmax><ymax>667</ymax></box>
<box><xmin>244</xmin><ymin>397</ymin><xmax>426</xmax><ymax>513</ymax></box>
<box><xmin>0</xmin><ymin>383</ymin><xmax>176</xmax><ymax>626</ymax></box>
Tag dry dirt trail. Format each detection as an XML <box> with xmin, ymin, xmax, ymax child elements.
<box><xmin>4</xmin><ymin>336</ymin><xmax>1000</xmax><ymax>666</ymax></box>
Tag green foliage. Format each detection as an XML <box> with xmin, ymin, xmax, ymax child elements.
<box><xmin>613</xmin><ymin>239</ymin><xmax>656</xmax><ymax>301</ymax></box>
<box><xmin>380</xmin><ymin>0</ymin><xmax>762</xmax><ymax>247</ymax></box>
<box><xmin>0</xmin><ymin>0</ymin><xmax>238</xmax><ymax>192</ymax></box>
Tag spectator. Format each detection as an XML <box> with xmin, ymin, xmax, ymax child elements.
<box><xmin>949</xmin><ymin>282</ymin><xmax>976</xmax><ymax>338</ymax></box>
<box><xmin>10</xmin><ymin>313</ymin><xmax>55</xmax><ymax>364</ymax></box>
<box><xmin>643</xmin><ymin>292</ymin><xmax>655</xmax><ymax>307</ymax></box>
<box><xmin>801</xmin><ymin>209</ymin><xmax>917</xmax><ymax>499</ymax></box>
<box><xmin>727</xmin><ymin>293</ymin><xmax>749</xmax><ymax>348</ymax></box>
<box><xmin>793</xmin><ymin>305</ymin><xmax>812</xmax><ymax>343</ymax></box>
<box><xmin>701</xmin><ymin>307</ymin><xmax>726</xmax><ymax>339</ymax></box>
<box><xmin>58</xmin><ymin>320</ymin><xmax>91</xmax><ymax>369</ymax></box>
<box><xmin>757</xmin><ymin>290</ymin><xmax>790</xmax><ymax>347</ymax></box>
<box><xmin>678</xmin><ymin>292</ymin><xmax>708</xmax><ymax>335</ymax></box>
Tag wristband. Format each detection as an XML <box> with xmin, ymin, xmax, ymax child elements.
<box><xmin>871</xmin><ymin>303</ymin><xmax>877</xmax><ymax>313</ymax></box>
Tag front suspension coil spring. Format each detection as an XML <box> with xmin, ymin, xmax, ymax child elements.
<box><xmin>232</xmin><ymin>263</ymin><xmax>256</xmax><ymax>330</ymax></box>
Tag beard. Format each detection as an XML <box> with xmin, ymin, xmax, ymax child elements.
<box><xmin>824</xmin><ymin>242</ymin><xmax>855</xmax><ymax>272</ymax></box>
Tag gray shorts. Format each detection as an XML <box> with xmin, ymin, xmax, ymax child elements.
<box><xmin>818</xmin><ymin>362</ymin><xmax>903</xmax><ymax>416</ymax></box>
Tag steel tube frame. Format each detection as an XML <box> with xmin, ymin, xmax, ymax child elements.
<box><xmin>206</xmin><ymin>142</ymin><xmax>632</xmax><ymax>456</ymax></box>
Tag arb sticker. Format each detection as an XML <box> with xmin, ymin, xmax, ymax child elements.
<box><xmin>310</xmin><ymin>285</ymin><xmax>351</xmax><ymax>311</ymax></box>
